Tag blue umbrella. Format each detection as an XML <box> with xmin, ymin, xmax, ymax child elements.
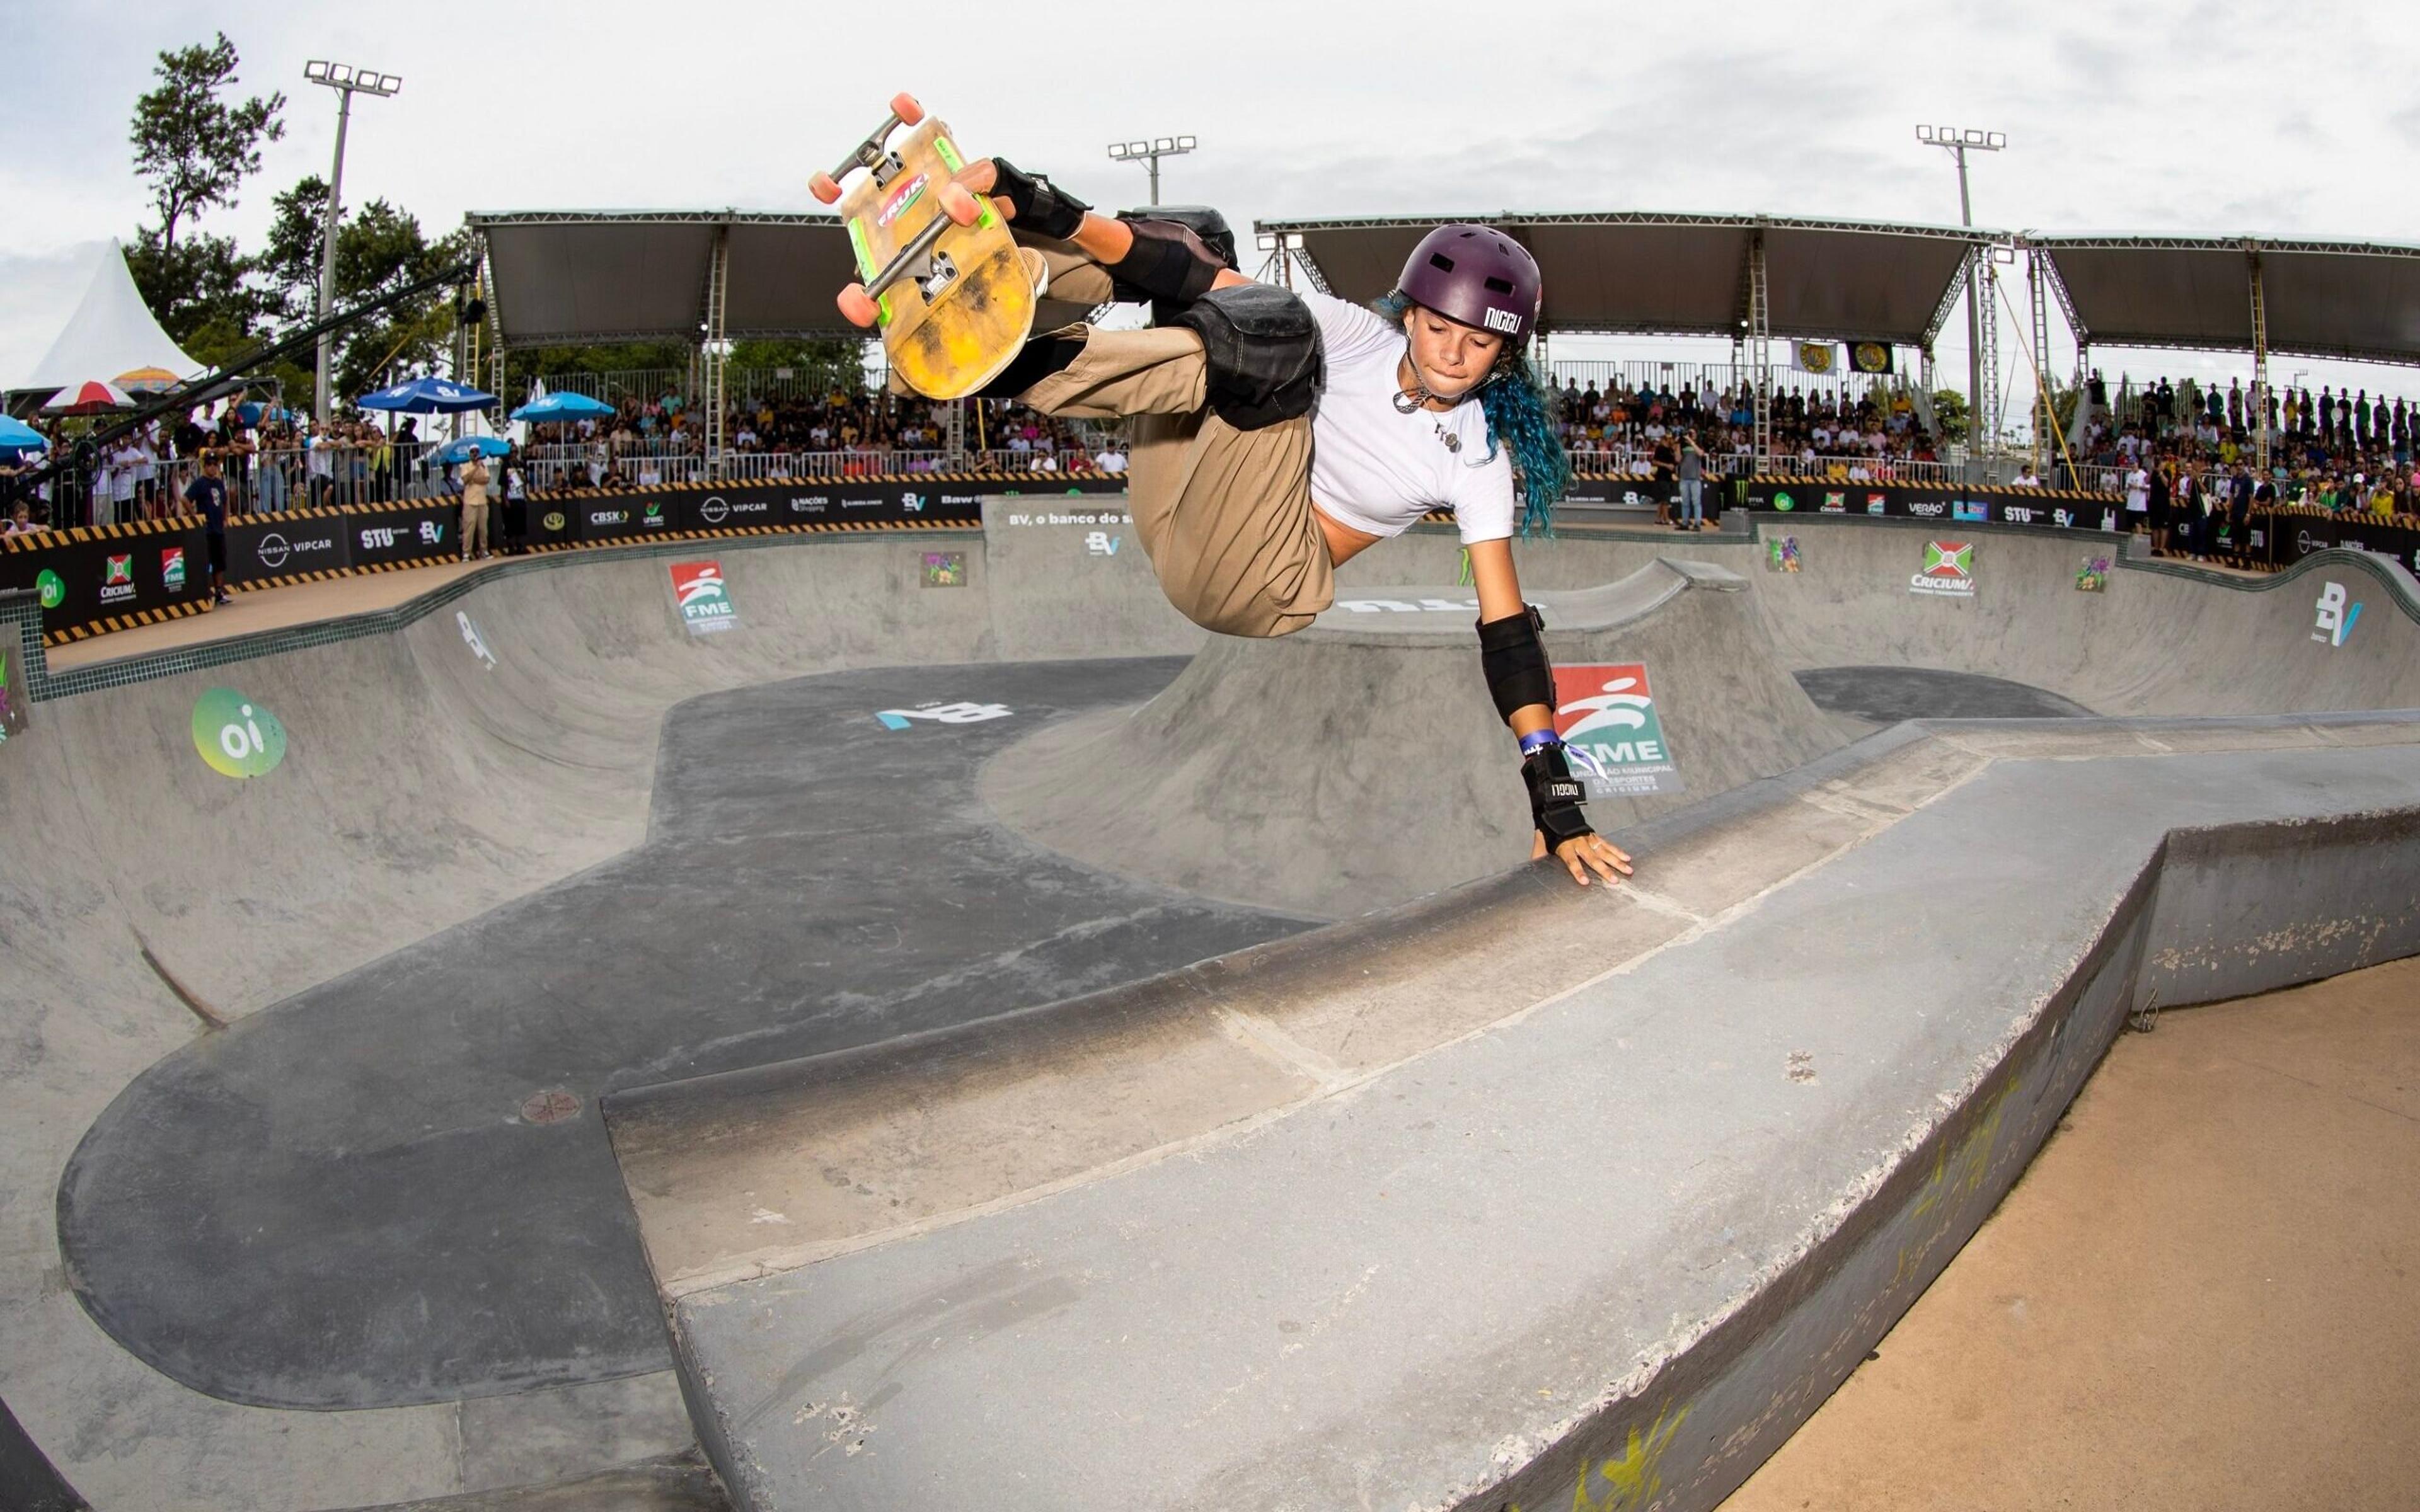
<box><xmin>511</xmin><ymin>391</ymin><xmax>614</xmax><ymax>422</ymax></box>
<box><xmin>434</xmin><ymin>436</ymin><xmax>512</xmax><ymax>464</ymax></box>
<box><xmin>358</xmin><ymin>376</ymin><xmax>498</xmax><ymax>415</ymax></box>
<box><xmin>0</xmin><ymin>415</ymin><xmax>47</xmax><ymax>451</ymax></box>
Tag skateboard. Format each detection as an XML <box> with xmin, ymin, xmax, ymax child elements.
<box><xmin>813</xmin><ymin>94</ymin><xmax>1043</xmax><ymax>399</ymax></box>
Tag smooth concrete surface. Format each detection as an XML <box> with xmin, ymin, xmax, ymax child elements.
<box><xmin>985</xmin><ymin>559</ymin><xmax>1846</xmax><ymax>916</ymax></box>
<box><xmin>668</xmin><ymin>734</ymin><xmax>2420</xmax><ymax>1511</ymax></box>
<box><xmin>58</xmin><ymin>658</ymin><xmax>1306</xmax><ymax>1411</ymax></box>
<box><xmin>4</xmin><ymin>501</ymin><xmax>2417</xmax><ymax>1510</ymax></box>
<box><xmin>1723</xmin><ymin>956</ymin><xmax>2420</xmax><ymax>1512</ymax></box>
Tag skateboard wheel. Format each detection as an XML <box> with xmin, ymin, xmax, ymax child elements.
<box><xmin>891</xmin><ymin>93</ymin><xmax>923</xmax><ymax>126</ymax></box>
<box><xmin>938</xmin><ymin>183</ymin><xmax>981</xmax><ymax>227</ymax></box>
<box><xmin>809</xmin><ymin>171</ymin><xmax>842</xmax><ymax>205</ymax></box>
<box><xmin>837</xmin><ymin>283</ymin><xmax>882</xmax><ymax>328</ymax></box>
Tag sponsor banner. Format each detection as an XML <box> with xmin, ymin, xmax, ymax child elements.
<box><xmin>669</xmin><ymin>560</ymin><xmax>739</xmax><ymax>635</ymax></box>
<box><xmin>228</xmin><ymin>515</ymin><xmax>350</xmax><ymax>583</ymax></box>
<box><xmin>1748</xmin><ymin>481</ymin><xmax>2125</xmax><ymax>534</ymax></box>
<box><xmin>528</xmin><ymin>505</ymin><xmax>576</xmax><ymax>548</ymax></box>
<box><xmin>1553</xmin><ymin>663</ymin><xmax>1685</xmax><ymax>798</ymax></box>
<box><xmin>1767</xmin><ymin>536</ymin><xmax>1801</xmax><ymax>572</ymax></box>
<box><xmin>192</xmin><ymin>687</ymin><xmax>287</xmax><ymax>779</ymax></box>
<box><xmin>922</xmin><ymin>551</ymin><xmax>967</xmax><ymax>587</ymax></box>
<box><xmin>1847</xmin><ymin>341</ymin><xmax>1896</xmax><ymax>375</ymax></box>
<box><xmin>349</xmin><ymin>503</ymin><xmax>458</xmax><ymax>566</ymax></box>
<box><xmin>0</xmin><ymin>521</ymin><xmax>210</xmax><ymax>633</ymax></box>
<box><xmin>1791</xmin><ymin>341</ymin><xmax>1838</xmax><ymax>376</ymax></box>
<box><xmin>2264</xmin><ymin>512</ymin><xmax>2420</xmax><ymax>577</ymax></box>
<box><xmin>2076</xmin><ymin>555</ymin><xmax>2111</xmax><ymax>592</ymax></box>
<box><xmin>532</xmin><ymin>479</ymin><xmax>1131</xmax><ymax>539</ymax></box>
<box><xmin>1911</xmin><ymin>540</ymin><xmax>1977</xmax><ymax>598</ymax></box>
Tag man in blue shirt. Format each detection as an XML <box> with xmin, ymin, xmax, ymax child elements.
<box><xmin>185</xmin><ymin>452</ymin><xmax>231</xmax><ymax>605</ymax></box>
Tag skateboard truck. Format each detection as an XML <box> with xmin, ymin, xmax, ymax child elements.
<box><xmin>810</xmin><ymin>93</ymin><xmax>925</xmax><ymax>204</ymax></box>
<box><xmin>839</xmin><ymin>181</ymin><xmax>982</xmax><ymax>326</ymax></box>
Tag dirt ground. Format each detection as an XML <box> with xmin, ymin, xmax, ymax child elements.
<box><xmin>1722</xmin><ymin>956</ymin><xmax>2420</xmax><ymax>1511</ymax></box>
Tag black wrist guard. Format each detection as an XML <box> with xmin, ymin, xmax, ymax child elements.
<box><xmin>1107</xmin><ymin>217</ymin><xmax>1227</xmax><ymax>307</ymax></box>
<box><xmin>1478</xmin><ymin>605</ymin><xmax>1555</xmax><ymax>722</ymax></box>
<box><xmin>988</xmin><ymin>158</ymin><xmax>1092</xmax><ymax>241</ymax></box>
<box><xmin>1523</xmin><ymin>740</ymin><xmax>1594</xmax><ymax>850</ymax></box>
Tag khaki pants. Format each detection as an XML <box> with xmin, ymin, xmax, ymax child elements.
<box><xmin>460</xmin><ymin>499</ymin><xmax>490</xmax><ymax>558</ymax></box>
<box><xmin>1008</xmin><ymin>238</ymin><xmax>1333</xmax><ymax>639</ymax></box>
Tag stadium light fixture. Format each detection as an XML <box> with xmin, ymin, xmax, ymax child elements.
<box><xmin>1915</xmin><ymin>122</ymin><xmax>2007</xmax><ymax>464</ymax></box>
<box><xmin>1106</xmin><ymin>132</ymin><xmax>1196</xmax><ymax>207</ymax></box>
<box><xmin>306</xmin><ymin>59</ymin><xmax>401</xmax><ymax>424</ymax></box>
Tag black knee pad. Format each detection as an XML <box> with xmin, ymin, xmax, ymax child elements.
<box><xmin>1118</xmin><ymin>205</ymin><xmax>1238</xmax><ymax>272</ymax></box>
<box><xmin>1170</xmin><ymin>284</ymin><xmax>1323</xmax><ymax>432</ymax></box>
<box><xmin>1106</xmin><ymin>217</ymin><xmax>1228</xmax><ymax>307</ymax></box>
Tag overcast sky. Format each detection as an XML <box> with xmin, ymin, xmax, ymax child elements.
<box><xmin>6</xmin><ymin>0</ymin><xmax>2417</xmax><ymax>406</ymax></box>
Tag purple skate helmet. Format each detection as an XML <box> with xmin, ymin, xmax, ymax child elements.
<box><xmin>1395</xmin><ymin>224</ymin><xmax>1543</xmax><ymax>346</ymax></box>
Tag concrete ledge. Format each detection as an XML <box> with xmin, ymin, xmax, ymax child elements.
<box><xmin>630</xmin><ymin>720</ymin><xmax>2420</xmax><ymax>1511</ymax></box>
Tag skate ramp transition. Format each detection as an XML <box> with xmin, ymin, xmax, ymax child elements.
<box><xmin>0</xmin><ymin>501</ymin><xmax>2414</xmax><ymax>1509</ymax></box>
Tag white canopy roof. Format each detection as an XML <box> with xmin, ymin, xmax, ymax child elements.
<box><xmin>11</xmin><ymin>241</ymin><xmax>204</xmax><ymax>394</ymax></box>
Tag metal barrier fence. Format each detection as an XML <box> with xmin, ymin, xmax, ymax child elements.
<box><xmin>33</xmin><ymin>443</ymin><xmax>473</xmax><ymax>527</ymax></box>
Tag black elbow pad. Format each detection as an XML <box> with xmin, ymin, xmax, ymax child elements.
<box><xmin>1478</xmin><ymin>605</ymin><xmax>1555</xmax><ymax>721</ymax></box>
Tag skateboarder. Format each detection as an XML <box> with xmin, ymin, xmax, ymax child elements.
<box><xmin>943</xmin><ymin>157</ymin><xmax>1630</xmax><ymax>888</ymax></box>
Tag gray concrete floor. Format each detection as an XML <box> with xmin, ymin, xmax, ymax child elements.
<box><xmin>1724</xmin><ymin>956</ymin><xmax>2420</xmax><ymax>1511</ymax></box>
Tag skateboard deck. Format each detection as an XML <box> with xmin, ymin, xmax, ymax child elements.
<box><xmin>829</xmin><ymin>110</ymin><xmax>1037</xmax><ymax>400</ymax></box>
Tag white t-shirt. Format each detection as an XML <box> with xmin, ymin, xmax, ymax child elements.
<box><xmin>1302</xmin><ymin>290</ymin><xmax>1515</xmax><ymax>546</ymax></box>
<box><xmin>2124</xmin><ymin>469</ymin><xmax>2149</xmax><ymax>511</ymax></box>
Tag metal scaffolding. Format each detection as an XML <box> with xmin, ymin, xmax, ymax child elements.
<box><xmin>1744</xmin><ymin>227</ymin><xmax>1771</xmax><ymax>468</ymax></box>
<box><xmin>2026</xmin><ymin>248</ymin><xmax>2054</xmax><ymax>475</ymax></box>
<box><xmin>702</xmin><ymin>224</ymin><xmax>730</xmax><ymax>480</ymax></box>
<box><xmin>2249</xmin><ymin>244</ymin><xmax>2272</xmax><ymax>471</ymax></box>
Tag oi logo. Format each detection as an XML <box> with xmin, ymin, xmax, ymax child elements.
<box><xmin>192</xmin><ymin>687</ymin><xmax>287</xmax><ymax>778</ymax></box>
<box><xmin>35</xmin><ymin>569</ymin><xmax>63</xmax><ymax>609</ymax></box>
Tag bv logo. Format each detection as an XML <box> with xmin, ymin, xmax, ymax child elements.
<box><xmin>2313</xmin><ymin>581</ymin><xmax>2362</xmax><ymax>647</ymax></box>
<box><xmin>1084</xmin><ymin>530</ymin><xmax>1121</xmax><ymax>556</ymax></box>
<box><xmin>875</xmin><ymin>701</ymin><xmax>1014</xmax><ymax>730</ymax></box>
<box><xmin>901</xmin><ymin>492</ymin><xmax>926</xmax><ymax>513</ymax></box>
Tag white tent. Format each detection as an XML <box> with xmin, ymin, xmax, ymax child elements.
<box><xmin>10</xmin><ymin>240</ymin><xmax>203</xmax><ymax>395</ymax></box>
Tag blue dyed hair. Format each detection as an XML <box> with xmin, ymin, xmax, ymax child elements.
<box><xmin>1373</xmin><ymin>290</ymin><xmax>1571</xmax><ymax>536</ymax></box>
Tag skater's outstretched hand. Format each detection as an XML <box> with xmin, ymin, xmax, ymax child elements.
<box><xmin>1534</xmin><ymin>829</ymin><xmax>1634</xmax><ymax>888</ymax></box>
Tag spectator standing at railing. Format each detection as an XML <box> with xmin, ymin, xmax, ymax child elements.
<box><xmin>1675</xmin><ymin>434</ymin><xmax>1707</xmax><ymax>531</ymax></box>
<box><xmin>458</xmin><ymin>453</ymin><xmax>493</xmax><ymax>562</ymax></box>
<box><xmin>3</xmin><ymin>500</ymin><xmax>40</xmax><ymax>536</ymax></box>
<box><xmin>1093</xmin><ymin>441</ymin><xmax>1127</xmax><ymax>473</ymax></box>
<box><xmin>186</xmin><ymin>451</ymin><xmax>232</xmax><ymax>605</ymax></box>
<box><xmin>306</xmin><ymin>422</ymin><xmax>335</xmax><ymax>508</ymax></box>
<box><xmin>2226</xmin><ymin>464</ymin><xmax>2254</xmax><ymax>559</ymax></box>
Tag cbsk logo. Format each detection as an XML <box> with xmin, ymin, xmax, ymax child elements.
<box><xmin>191</xmin><ymin>687</ymin><xmax>287</xmax><ymax>778</ymax></box>
<box><xmin>1084</xmin><ymin>530</ymin><xmax>1121</xmax><ymax>556</ymax></box>
<box><xmin>458</xmin><ymin>610</ymin><xmax>498</xmax><ymax>670</ymax></box>
<box><xmin>875</xmin><ymin>701</ymin><xmax>1014</xmax><ymax>730</ymax></box>
<box><xmin>2313</xmin><ymin>581</ymin><xmax>2362</xmax><ymax>647</ymax></box>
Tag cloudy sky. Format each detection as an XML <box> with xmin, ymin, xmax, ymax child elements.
<box><xmin>4</xmin><ymin>0</ymin><xmax>2416</xmax><ymax>406</ymax></box>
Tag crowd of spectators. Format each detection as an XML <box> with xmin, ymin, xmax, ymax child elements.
<box><xmin>2075</xmin><ymin>371</ymin><xmax>2420</xmax><ymax>561</ymax></box>
<box><xmin>521</xmin><ymin>387</ymin><xmax>1115</xmax><ymax>484</ymax></box>
<box><xmin>1552</xmin><ymin>375</ymin><xmax>1938</xmax><ymax>476</ymax></box>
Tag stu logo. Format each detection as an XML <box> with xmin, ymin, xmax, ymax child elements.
<box><xmin>2312</xmin><ymin>581</ymin><xmax>2362</xmax><ymax>647</ymax></box>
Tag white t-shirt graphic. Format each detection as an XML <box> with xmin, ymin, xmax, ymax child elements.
<box><xmin>1301</xmin><ymin>290</ymin><xmax>1516</xmax><ymax>546</ymax></box>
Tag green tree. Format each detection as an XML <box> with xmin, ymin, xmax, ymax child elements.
<box><xmin>130</xmin><ymin>33</ymin><xmax>285</xmax><ymax>255</ymax></box>
<box><xmin>125</xmin><ymin>229</ymin><xmax>255</xmax><ymax>345</ymax></box>
<box><xmin>256</xmin><ymin>174</ymin><xmax>331</xmax><ymax>324</ymax></box>
<box><xmin>1930</xmin><ymin>388</ymin><xmax>1969</xmax><ymax>444</ymax></box>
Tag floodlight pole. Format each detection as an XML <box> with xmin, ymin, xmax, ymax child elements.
<box><xmin>1107</xmin><ymin>135</ymin><xmax>1196</xmax><ymax>207</ymax></box>
<box><xmin>1918</xmin><ymin>126</ymin><xmax>2004</xmax><ymax>469</ymax></box>
<box><xmin>307</xmin><ymin>64</ymin><xmax>399</xmax><ymax>425</ymax></box>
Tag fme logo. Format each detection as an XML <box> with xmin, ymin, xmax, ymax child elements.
<box><xmin>2312</xmin><ymin>581</ymin><xmax>2362</xmax><ymax>648</ymax></box>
